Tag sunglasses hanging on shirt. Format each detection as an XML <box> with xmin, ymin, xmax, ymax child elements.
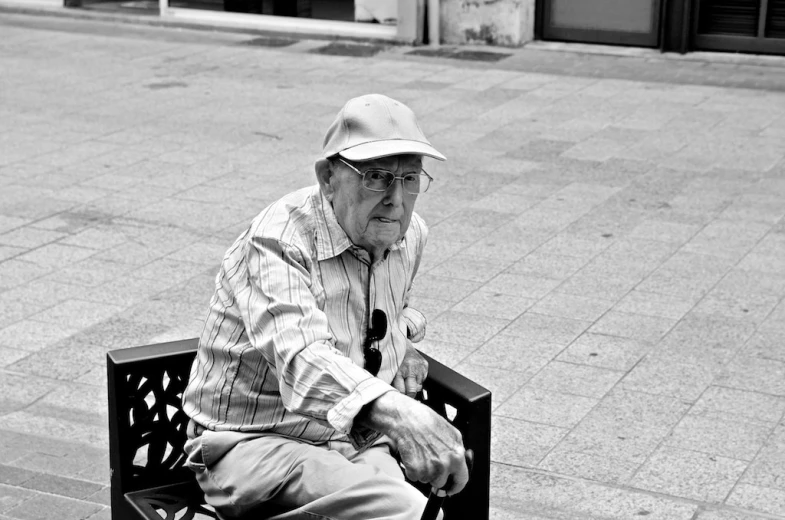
<box><xmin>364</xmin><ymin>309</ymin><xmax>387</xmax><ymax>377</ymax></box>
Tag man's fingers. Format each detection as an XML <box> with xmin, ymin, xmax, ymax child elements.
<box><xmin>392</xmin><ymin>374</ymin><xmax>405</xmax><ymax>394</ymax></box>
<box><xmin>445</xmin><ymin>458</ymin><xmax>470</xmax><ymax>496</ymax></box>
<box><xmin>431</xmin><ymin>470</ymin><xmax>450</xmax><ymax>491</ymax></box>
<box><xmin>404</xmin><ymin>375</ymin><xmax>419</xmax><ymax>396</ymax></box>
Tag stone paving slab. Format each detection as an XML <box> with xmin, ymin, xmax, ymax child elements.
<box><xmin>1</xmin><ymin>10</ymin><xmax>785</xmax><ymax>520</ymax></box>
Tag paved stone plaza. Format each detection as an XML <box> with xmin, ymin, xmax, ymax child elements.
<box><xmin>1</xmin><ymin>10</ymin><xmax>785</xmax><ymax>519</ymax></box>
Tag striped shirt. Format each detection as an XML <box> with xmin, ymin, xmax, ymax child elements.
<box><xmin>182</xmin><ymin>184</ymin><xmax>428</xmax><ymax>448</ymax></box>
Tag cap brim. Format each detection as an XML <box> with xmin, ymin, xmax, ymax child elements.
<box><xmin>339</xmin><ymin>139</ymin><xmax>446</xmax><ymax>162</ymax></box>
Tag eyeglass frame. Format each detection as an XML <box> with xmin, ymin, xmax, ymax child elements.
<box><xmin>336</xmin><ymin>157</ymin><xmax>434</xmax><ymax>195</ymax></box>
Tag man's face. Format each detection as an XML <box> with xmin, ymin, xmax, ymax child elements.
<box><xmin>329</xmin><ymin>154</ymin><xmax>423</xmax><ymax>259</ymax></box>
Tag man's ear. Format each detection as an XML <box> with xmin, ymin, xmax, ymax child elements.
<box><xmin>315</xmin><ymin>158</ymin><xmax>336</xmax><ymax>202</ymax></box>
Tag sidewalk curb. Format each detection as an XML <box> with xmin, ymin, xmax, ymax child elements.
<box><xmin>526</xmin><ymin>40</ymin><xmax>785</xmax><ymax>69</ymax></box>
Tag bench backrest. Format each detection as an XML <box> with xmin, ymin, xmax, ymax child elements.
<box><xmin>108</xmin><ymin>338</ymin><xmax>198</xmax><ymax>506</ymax></box>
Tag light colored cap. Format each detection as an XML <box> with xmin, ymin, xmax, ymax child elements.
<box><xmin>322</xmin><ymin>94</ymin><xmax>446</xmax><ymax>162</ymax></box>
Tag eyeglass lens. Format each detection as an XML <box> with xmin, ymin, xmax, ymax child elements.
<box><xmin>364</xmin><ymin>309</ymin><xmax>387</xmax><ymax>376</ymax></box>
<box><xmin>364</xmin><ymin>169</ymin><xmax>429</xmax><ymax>194</ymax></box>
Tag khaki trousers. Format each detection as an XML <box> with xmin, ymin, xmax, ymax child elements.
<box><xmin>184</xmin><ymin>426</ymin><xmax>440</xmax><ymax>520</ymax></box>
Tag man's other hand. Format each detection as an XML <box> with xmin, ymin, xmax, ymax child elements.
<box><xmin>358</xmin><ymin>392</ymin><xmax>469</xmax><ymax>496</ymax></box>
<box><xmin>392</xmin><ymin>342</ymin><xmax>428</xmax><ymax>397</ymax></box>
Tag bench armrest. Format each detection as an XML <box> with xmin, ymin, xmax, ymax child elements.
<box><xmin>419</xmin><ymin>351</ymin><xmax>491</xmax><ymax>520</ymax></box>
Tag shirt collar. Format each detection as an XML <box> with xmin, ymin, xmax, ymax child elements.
<box><xmin>312</xmin><ymin>187</ymin><xmax>406</xmax><ymax>262</ymax></box>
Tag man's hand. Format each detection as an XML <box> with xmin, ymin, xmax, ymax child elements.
<box><xmin>357</xmin><ymin>391</ymin><xmax>469</xmax><ymax>496</ymax></box>
<box><xmin>393</xmin><ymin>342</ymin><xmax>428</xmax><ymax>397</ymax></box>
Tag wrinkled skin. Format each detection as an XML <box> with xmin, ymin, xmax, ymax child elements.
<box><xmin>393</xmin><ymin>341</ymin><xmax>428</xmax><ymax>397</ymax></box>
<box><xmin>360</xmin><ymin>390</ymin><xmax>468</xmax><ymax>496</ymax></box>
<box><xmin>316</xmin><ymin>154</ymin><xmax>422</xmax><ymax>263</ymax></box>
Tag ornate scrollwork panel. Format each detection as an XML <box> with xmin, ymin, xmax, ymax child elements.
<box><xmin>140</xmin><ymin>493</ymin><xmax>218</xmax><ymax>520</ymax></box>
<box><xmin>124</xmin><ymin>366</ymin><xmax>191</xmax><ymax>481</ymax></box>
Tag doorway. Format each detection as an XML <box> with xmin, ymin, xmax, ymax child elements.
<box><xmin>540</xmin><ymin>0</ymin><xmax>662</xmax><ymax>47</ymax></box>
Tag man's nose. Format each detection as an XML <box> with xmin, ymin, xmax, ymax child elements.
<box><xmin>383</xmin><ymin>177</ymin><xmax>405</xmax><ymax>205</ymax></box>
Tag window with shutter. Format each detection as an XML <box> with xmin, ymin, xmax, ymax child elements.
<box><xmin>767</xmin><ymin>0</ymin><xmax>785</xmax><ymax>37</ymax></box>
<box><xmin>694</xmin><ymin>0</ymin><xmax>785</xmax><ymax>54</ymax></box>
<box><xmin>698</xmin><ymin>0</ymin><xmax>759</xmax><ymax>35</ymax></box>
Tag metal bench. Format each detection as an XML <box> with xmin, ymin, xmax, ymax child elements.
<box><xmin>107</xmin><ymin>338</ymin><xmax>492</xmax><ymax>520</ymax></box>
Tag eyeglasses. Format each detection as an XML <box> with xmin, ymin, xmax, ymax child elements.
<box><xmin>364</xmin><ymin>309</ymin><xmax>387</xmax><ymax>377</ymax></box>
<box><xmin>337</xmin><ymin>158</ymin><xmax>433</xmax><ymax>195</ymax></box>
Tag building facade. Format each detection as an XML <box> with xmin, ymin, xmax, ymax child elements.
<box><xmin>439</xmin><ymin>0</ymin><xmax>785</xmax><ymax>56</ymax></box>
<box><xmin>3</xmin><ymin>0</ymin><xmax>783</xmax><ymax>55</ymax></box>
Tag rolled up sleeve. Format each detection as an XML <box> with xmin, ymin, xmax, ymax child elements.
<box><xmin>399</xmin><ymin>214</ymin><xmax>428</xmax><ymax>343</ymax></box>
<box><xmin>330</xmin><ymin>378</ymin><xmax>394</xmax><ymax>449</ymax></box>
<box><xmin>400</xmin><ymin>306</ymin><xmax>427</xmax><ymax>342</ymax></box>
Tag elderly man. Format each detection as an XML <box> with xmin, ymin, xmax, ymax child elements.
<box><xmin>182</xmin><ymin>94</ymin><xmax>468</xmax><ymax>519</ymax></box>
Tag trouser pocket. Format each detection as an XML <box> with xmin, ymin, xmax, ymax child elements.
<box><xmin>184</xmin><ymin>429</ymin><xmax>276</xmax><ymax>517</ymax></box>
<box><xmin>184</xmin><ymin>435</ymin><xmax>206</xmax><ymax>472</ymax></box>
<box><xmin>184</xmin><ymin>432</ymin><xmax>241</xmax><ymax>516</ymax></box>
